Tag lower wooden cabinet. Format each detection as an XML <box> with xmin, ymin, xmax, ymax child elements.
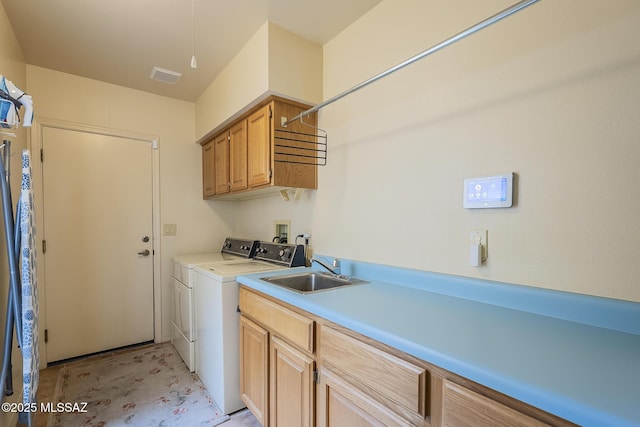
<box><xmin>270</xmin><ymin>336</ymin><xmax>314</xmax><ymax>427</ymax></box>
<box><xmin>239</xmin><ymin>287</ymin><xmax>316</xmax><ymax>427</ymax></box>
<box><xmin>439</xmin><ymin>380</ymin><xmax>550</xmax><ymax>427</ymax></box>
<box><xmin>239</xmin><ymin>316</ymin><xmax>268</xmax><ymax>426</ymax></box>
<box><xmin>317</xmin><ymin>366</ymin><xmax>414</xmax><ymax>427</ymax></box>
<box><xmin>319</xmin><ymin>324</ymin><xmax>428</xmax><ymax>426</ymax></box>
<box><xmin>238</xmin><ymin>286</ymin><xmax>576</xmax><ymax>427</ymax></box>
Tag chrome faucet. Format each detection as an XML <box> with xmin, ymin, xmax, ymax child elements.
<box><xmin>312</xmin><ymin>257</ymin><xmax>344</xmax><ymax>278</ymax></box>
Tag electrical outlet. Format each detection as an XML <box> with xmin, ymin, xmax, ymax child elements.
<box><xmin>470</xmin><ymin>230</ymin><xmax>487</xmax><ymax>246</ymax></box>
<box><xmin>470</xmin><ymin>230</ymin><xmax>488</xmax><ymax>260</ymax></box>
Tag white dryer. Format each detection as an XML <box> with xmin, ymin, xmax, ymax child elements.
<box><xmin>171</xmin><ymin>238</ymin><xmax>258</xmax><ymax>371</ymax></box>
<box><xmin>193</xmin><ymin>241</ymin><xmax>306</xmax><ymax>415</ymax></box>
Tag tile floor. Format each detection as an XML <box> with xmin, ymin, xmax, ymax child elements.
<box><xmin>30</xmin><ymin>345</ymin><xmax>261</xmax><ymax>427</ymax></box>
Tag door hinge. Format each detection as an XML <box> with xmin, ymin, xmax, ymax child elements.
<box><xmin>269</xmin><ymin>169</ymin><xmax>273</xmax><ymax>179</ymax></box>
<box><xmin>42</xmin><ymin>240</ymin><xmax>46</xmax><ymax>254</ymax></box>
<box><xmin>44</xmin><ymin>329</ymin><xmax>49</xmax><ymax>343</ymax></box>
<box><xmin>269</xmin><ymin>106</ymin><xmax>273</xmax><ymax>119</ymax></box>
<box><xmin>40</xmin><ymin>149</ymin><xmax>44</xmax><ymax>162</ymax></box>
<box><xmin>313</xmin><ymin>369</ymin><xmax>320</xmax><ymax>385</ymax></box>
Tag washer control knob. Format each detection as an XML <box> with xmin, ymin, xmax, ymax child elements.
<box><xmin>279</xmin><ymin>248</ymin><xmax>291</xmax><ymax>260</ymax></box>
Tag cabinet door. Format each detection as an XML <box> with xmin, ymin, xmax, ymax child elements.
<box><xmin>321</xmin><ymin>325</ymin><xmax>427</xmax><ymax>421</ymax></box>
<box><xmin>270</xmin><ymin>336</ymin><xmax>314</xmax><ymax>427</ymax></box>
<box><xmin>240</xmin><ymin>316</ymin><xmax>269</xmax><ymax>426</ymax></box>
<box><xmin>202</xmin><ymin>140</ymin><xmax>216</xmax><ymax>198</ymax></box>
<box><xmin>229</xmin><ymin>120</ymin><xmax>248</xmax><ymax>191</ymax></box>
<box><xmin>213</xmin><ymin>131</ymin><xmax>230</xmax><ymax>194</ymax></box>
<box><xmin>441</xmin><ymin>380</ymin><xmax>550</xmax><ymax>427</ymax></box>
<box><xmin>317</xmin><ymin>367</ymin><xmax>410</xmax><ymax>427</ymax></box>
<box><xmin>247</xmin><ymin>104</ymin><xmax>272</xmax><ymax>187</ymax></box>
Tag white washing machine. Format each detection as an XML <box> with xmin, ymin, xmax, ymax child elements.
<box><xmin>193</xmin><ymin>241</ymin><xmax>306</xmax><ymax>415</ymax></box>
<box><xmin>171</xmin><ymin>238</ymin><xmax>258</xmax><ymax>371</ymax></box>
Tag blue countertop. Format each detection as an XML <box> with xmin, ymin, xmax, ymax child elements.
<box><xmin>237</xmin><ymin>259</ymin><xmax>640</xmax><ymax>427</ymax></box>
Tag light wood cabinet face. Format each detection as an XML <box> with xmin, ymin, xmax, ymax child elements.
<box><xmin>239</xmin><ymin>316</ymin><xmax>269</xmax><ymax>426</ymax></box>
<box><xmin>270</xmin><ymin>336</ymin><xmax>314</xmax><ymax>427</ymax></box>
<box><xmin>202</xmin><ymin>140</ymin><xmax>216</xmax><ymax>198</ymax></box>
<box><xmin>239</xmin><ymin>287</ymin><xmax>574</xmax><ymax>427</ymax></box>
<box><xmin>320</xmin><ymin>325</ymin><xmax>428</xmax><ymax>423</ymax></box>
<box><xmin>240</xmin><ymin>288</ymin><xmax>316</xmax><ymax>427</ymax></box>
<box><xmin>229</xmin><ymin>120</ymin><xmax>248</xmax><ymax>191</ymax></box>
<box><xmin>200</xmin><ymin>96</ymin><xmax>318</xmax><ymax>199</ymax></box>
<box><xmin>213</xmin><ymin>132</ymin><xmax>229</xmax><ymax>195</ymax></box>
<box><xmin>317</xmin><ymin>367</ymin><xmax>410</xmax><ymax>427</ymax></box>
<box><xmin>247</xmin><ymin>104</ymin><xmax>271</xmax><ymax>188</ymax></box>
<box><xmin>239</xmin><ymin>287</ymin><xmax>314</xmax><ymax>353</ymax></box>
<box><xmin>441</xmin><ymin>380</ymin><xmax>550</xmax><ymax>427</ymax></box>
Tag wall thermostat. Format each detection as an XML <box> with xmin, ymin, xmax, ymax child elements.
<box><xmin>463</xmin><ymin>173</ymin><xmax>513</xmax><ymax>208</ymax></box>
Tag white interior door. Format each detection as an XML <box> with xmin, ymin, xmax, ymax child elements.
<box><xmin>42</xmin><ymin>127</ymin><xmax>154</xmax><ymax>362</ymax></box>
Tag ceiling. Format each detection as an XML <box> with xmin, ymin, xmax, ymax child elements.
<box><xmin>2</xmin><ymin>0</ymin><xmax>382</xmax><ymax>102</ymax></box>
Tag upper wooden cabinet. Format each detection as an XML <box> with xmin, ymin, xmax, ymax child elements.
<box><xmin>247</xmin><ymin>105</ymin><xmax>271</xmax><ymax>188</ymax></box>
<box><xmin>212</xmin><ymin>131</ymin><xmax>230</xmax><ymax>195</ymax></box>
<box><xmin>201</xmin><ymin>96</ymin><xmax>318</xmax><ymax>200</ymax></box>
<box><xmin>202</xmin><ymin>139</ymin><xmax>216</xmax><ymax>198</ymax></box>
<box><xmin>229</xmin><ymin>119</ymin><xmax>248</xmax><ymax>191</ymax></box>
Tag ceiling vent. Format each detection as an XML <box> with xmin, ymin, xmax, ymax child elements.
<box><xmin>150</xmin><ymin>66</ymin><xmax>182</xmax><ymax>84</ymax></box>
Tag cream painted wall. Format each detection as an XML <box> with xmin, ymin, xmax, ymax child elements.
<box><xmin>232</xmin><ymin>191</ymin><xmax>316</xmax><ymax>249</ymax></box>
<box><xmin>268</xmin><ymin>23</ymin><xmax>323</xmax><ymax>105</ymax></box>
<box><xmin>0</xmin><ymin>3</ymin><xmax>27</xmax><ymax>425</ymax></box>
<box><xmin>25</xmin><ymin>65</ymin><xmax>236</xmax><ymax>343</ymax></box>
<box><xmin>195</xmin><ymin>22</ymin><xmax>270</xmax><ymax>140</ymax></box>
<box><xmin>195</xmin><ymin>22</ymin><xmax>322</xmax><ymax>141</ymax></box>
<box><xmin>226</xmin><ymin>0</ymin><xmax>640</xmax><ymax>303</ymax></box>
<box><xmin>309</xmin><ymin>0</ymin><xmax>640</xmax><ymax>302</ymax></box>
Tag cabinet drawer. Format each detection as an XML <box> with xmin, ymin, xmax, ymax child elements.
<box><xmin>442</xmin><ymin>380</ymin><xmax>550</xmax><ymax>427</ymax></box>
<box><xmin>320</xmin><ymin>325</ymin><xmax>428</xmax><ymax>418</ymax></box>
<box><xmin>239</xmin><ymin>287</ymin><xmax>314</xmax><ymax>353</ymax></box>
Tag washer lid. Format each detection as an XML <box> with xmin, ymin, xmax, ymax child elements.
<box><xmin>196</xmin><ymin>260</ymin><xmax>283</xmax><ymax>281</ymax></box>
<box><xmin>173</xmin><ymin>252</ymin><xmax>226</xmax><ymax>267</ymax></box>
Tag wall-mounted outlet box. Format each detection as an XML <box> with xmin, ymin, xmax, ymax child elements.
<box><xmin>469</xmin><ymin>230</ymin><xmax>487</xmax><ymax>266</ymax></box>
<box><xmin>274</xmin><ymin>220</ymin><xmax>290</xmax><ymax>243</ymax></box>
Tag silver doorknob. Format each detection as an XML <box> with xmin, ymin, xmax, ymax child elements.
<box><xmin>137</xmin><ymin>249</ymin><xmax>150</xmax><ymax>256</ymax></box>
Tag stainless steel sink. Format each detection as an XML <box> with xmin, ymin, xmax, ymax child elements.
<box><xmin>262</xmin><ymin>271</ymin><xmax>368</xmax><ymax>294</ymax></box>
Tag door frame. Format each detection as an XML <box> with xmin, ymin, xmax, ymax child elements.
<box><xmin>29</xmin><ymin>117</ymin><xmax>161</xmax><ymax>366</ymax></box>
